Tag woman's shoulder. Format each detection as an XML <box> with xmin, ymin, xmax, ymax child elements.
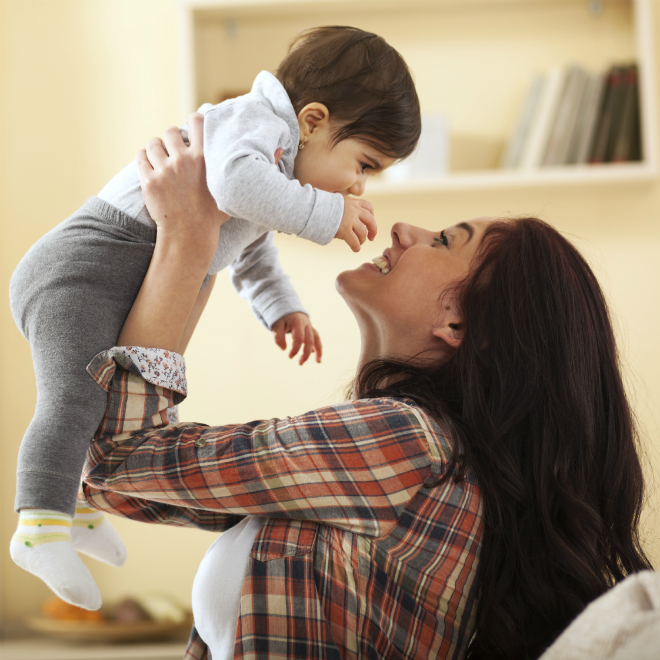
<box><xmin>316</xmin><ymin>396</ymin><xmax>455</xmax><ymax>460</ymax></box>
<box><xmin>316</xmin><ymin>395</ymin><xmax>428</xmax><ymax>417</ymax></box>
<box><xmin>350</xmin><ymin>395</ymin><xmax>440</xmax><ymax>421</ymax></box>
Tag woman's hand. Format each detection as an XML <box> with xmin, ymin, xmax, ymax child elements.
<box><xmin>136</xmin><ymin>112</ymin><xmax>229</xmax><ymax>258</ymax></box>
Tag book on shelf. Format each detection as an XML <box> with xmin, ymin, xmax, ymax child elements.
<box><xmin>590</xmin><ymin>66</ymin><xmax>626</xmax><ymax>163</ymax></box>
<box><xmin>542</xmin><ymin>65</ymin><xmax>589</xmax><ymax>167</ymax></box>
<box><xmin>518</xmin><ymin>67</ymin><xmax>565</xmax><ymax>171</ymax></box>
<box><xmin>501</xmin><ymin>62</ymin><xmax>641</xmax><ymax>170</ymax></box>
<box><xmin>611</xmin><ymin>65</ymin><xmax>642</xmax><ymax>162</ymax></box>
<box><xmin>572</xmin><ymin>71</ymin><xmax>606</xmax><ymax>164</ymax></box>
<box><xmin>499</xmin><ymin>75</ymin><xmax>545</xmax><ymax>169</ymax></box>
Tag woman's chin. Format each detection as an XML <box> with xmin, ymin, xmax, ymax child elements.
<box><xmin>336</xmin><ymin>263</ymin><xmax>382</xmax><ymax>296</ymax></box>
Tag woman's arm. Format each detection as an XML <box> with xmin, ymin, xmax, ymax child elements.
<box><xmin>84</xmin><ymin>350</ymin><xmax>446</xmax><ymax>539</ymax></box>
<box><xmin>82</xmin><ymin>482</ymin><xmax>243</xmax><ymax>533</ymax></box>
<box><xmin>117</xmin><ymin>114</ymin><xmax>228</xmax><ymax>351</ymax></box>
<box><xmin>178</xmin><ymin>274</ymin><xmax>216</xmax><ymax>355</ymax></box>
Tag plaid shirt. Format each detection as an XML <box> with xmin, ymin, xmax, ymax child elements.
<box><xmin>82</xmin><ymin>348</ymin><xmax>483</xmax><ymax>660</ymax></box>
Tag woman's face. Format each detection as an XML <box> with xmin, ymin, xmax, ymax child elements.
<box><xmin>337</xmin><ymin>218</ymin><xmax>494</xmax><ymax>359</ymax></box>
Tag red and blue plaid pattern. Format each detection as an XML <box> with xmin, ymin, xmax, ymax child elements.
<box><xmin>83</xmin><ymin>349</ymin><xmax>483</xmax><ymax>659</ymax></box>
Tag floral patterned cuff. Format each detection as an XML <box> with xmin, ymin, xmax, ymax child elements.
<box><xmin>109</xmin><ymin>346</ymin><xmax>187</xmax><ymax>395</ymax></box>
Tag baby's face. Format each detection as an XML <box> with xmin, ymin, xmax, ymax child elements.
<box><xmin>293</xmin><ymin>124</ymin><xmax>395</xmax><ymax>197</ymax></box>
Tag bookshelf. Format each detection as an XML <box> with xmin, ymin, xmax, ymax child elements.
<box><xmin>177</xmin><ymin>0</ymin><xmax>658</xmax><ymax>194</ymax></box>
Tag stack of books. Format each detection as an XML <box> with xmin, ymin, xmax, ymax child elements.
<box><xmin>500</xmin><ymin>63</ymin><xmax>641</xmax><ymax>170</ymax></box>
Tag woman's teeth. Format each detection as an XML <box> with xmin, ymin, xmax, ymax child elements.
<box><xmin>371</xmin><ymin>256</ymin><xmax>390</xmax><ymax>274</ymax></box>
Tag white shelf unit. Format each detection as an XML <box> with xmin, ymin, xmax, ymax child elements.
<box><xmin>178</xmin><ymin>0</ymin><xmax>658</xmax><ymax>193</ymax></box>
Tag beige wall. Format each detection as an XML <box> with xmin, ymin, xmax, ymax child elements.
<box><xmin>1</xmin><ymin>0</ymin><xmax>659</xmax><ymax>630</ymax></box>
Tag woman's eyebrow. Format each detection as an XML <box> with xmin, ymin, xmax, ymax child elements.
<box><xmin>457</xmin><ymin>222</ymin><xmax>474</xmax><ymax>242</ymax></box>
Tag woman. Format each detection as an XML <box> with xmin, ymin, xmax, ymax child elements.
<box><xmin>81</xmin><ymin>114</ymin><xmax>651</xmax><ymax>660</ymax></box>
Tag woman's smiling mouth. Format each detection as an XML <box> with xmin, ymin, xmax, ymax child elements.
<box><xmin>371</xmin><ymin>255</ymin><xmax>390</xmax><ymax>274</ymax></box>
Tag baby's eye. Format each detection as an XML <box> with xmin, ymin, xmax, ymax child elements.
<box><xmin>360</xmin><ymin>162</ymin><xmax>372</xmax><ymax>173</ymax></box>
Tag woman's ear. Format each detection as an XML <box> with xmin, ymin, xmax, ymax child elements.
<box><xmin>297</xmin><ymin>103</ymin><xmax>330</xmax><ymax>141</ymax></box>
<box><xmin>431</xmin><ymin>306</ymin><xmax>464</xmax><ymax>349</ymax></box>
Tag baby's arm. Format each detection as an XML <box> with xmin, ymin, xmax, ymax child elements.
<box><xmin>229</xmin><ymin>232</ymin><xmax>321</xmax><ymax>365</ymax></box>
<box><xmin>203</xmin><ymin>103</ymin><xmax>343</xmax><ymax>246</ymax></box>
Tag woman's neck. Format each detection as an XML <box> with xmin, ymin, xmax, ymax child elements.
<box><xmin>351</xmin><ymin>319</ymin><xmax>450</xmax><ymax>400</ymax></box>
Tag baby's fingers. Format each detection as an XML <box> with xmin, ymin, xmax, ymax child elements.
<box><xmin>312</xmin><ymin>328</ymin><xmax>322</xmax><ymax>363</ymax></box>
<box><xmin>273</xmin><ymin>323</ymin><xmax>287</xmax><ymax>351</ymax></box>
<box><xmin>298</xmin><ymin>325</ymin><xmax>315</xmax><ymax>365</ymax></box>
<box><xmin>288</xmin><ymin>323</ymin><xmax>304</xmax><ymax>359</ymax></box>
<box><xmin>359</xmin><ymin>203</ymin><xmax>377</xmax><ymax>241</ymax></box>
<box><xmin>342</xmin><ymin>230</ymin><xmax>361</xmax><ymax>252</ymax></box>
<box><xmin>353</xmin><ymin>219</ymin><xmax>368</xmax><ymax>246</ymax></box>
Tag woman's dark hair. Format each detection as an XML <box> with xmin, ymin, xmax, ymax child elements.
<box><xmin>276</xmin><ymin>26</ymin><xmax>421</xmax><ymax>159</ymax></box>
<box><xmin>354</xmin><ymin>218</ymin><xmax>652</xmax><ymax>659</ymax></box>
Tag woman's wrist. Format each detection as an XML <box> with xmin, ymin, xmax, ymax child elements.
<box><xmin>155</xmin><ymin>218</ymin><xmax>221</xmax><ymax>262</ymax></box>
<box><xmin>155</xmin><ymin>228</ymin><xmax>219</xmax><ymax>274</ymax></box>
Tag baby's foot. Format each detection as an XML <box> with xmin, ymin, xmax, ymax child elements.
<box><xmin>71</xmin><ymin>501</ymin><xmax>127</xmax><ymax>567</ymax></box>
<box><xmin>10</xmin><ymin>509</ymin><xmax>102</xmax><ymax>610</ymax></box>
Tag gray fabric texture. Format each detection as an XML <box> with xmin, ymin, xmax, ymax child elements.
<box><xmin>10</xmin><ymin>198</ymin><xmax>157</xmax><ymax>515</ymax></box>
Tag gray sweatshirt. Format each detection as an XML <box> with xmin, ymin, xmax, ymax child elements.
<box><xmin>98</xmin><ymin>71</ymin><xmax>344</xmax><ymax>328</ymax></box>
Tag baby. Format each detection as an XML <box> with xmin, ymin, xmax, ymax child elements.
<box><xmin>9</xmin><ymin>25</ymin><xmax>421</xmax><ymax>609</ymax></box>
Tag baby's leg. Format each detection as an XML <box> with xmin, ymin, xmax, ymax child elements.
<box><xmin>10</xmin><ymin>197</ymin><xmax>155</xmax><ymax>608</ymax></box>
<box><xmin>10</xmin><ymin>288</ymin><xmax>119</xmax><ymax>609</ymax></box>
<box><xmin>14</xmin><ymin>331</ymin><xmax>110</xmax><ymax>515</ymax></box>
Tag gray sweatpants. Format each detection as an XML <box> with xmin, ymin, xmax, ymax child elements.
<box><xmin>10</xmin><ymin>197</ymin><xmax>156</xmax><ymax>516</ymax></box>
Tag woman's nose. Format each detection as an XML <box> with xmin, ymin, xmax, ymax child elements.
<box><xmin>391</xmin><ymin>222</ymin><xmax>415</xmax><ymax>249</ymax></box>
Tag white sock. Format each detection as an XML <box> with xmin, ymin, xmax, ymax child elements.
<box><xmin>71</xmin><ymin>501</ymin><xmax>127</xmax><ymax>567</ymax></box>
<box><xmin>10</xmin><ymin>509</ymin><xmax>102</xmax><ymax>610</ymax></box>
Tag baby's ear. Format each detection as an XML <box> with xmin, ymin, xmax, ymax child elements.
<box><xmin>297</xmin><ymin>103</ymin><xmax>330</xmax><ymax>136</ymax></box>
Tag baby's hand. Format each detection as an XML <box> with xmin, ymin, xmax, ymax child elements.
<box><xmin>272</xmin><ymin>312</ymin><xmax>322</xmax><ymax>365</ymax></box>
<box><xmin>335</xmin><ymin>197</ymin><xmax>377</xmax><ymax>252</ymax></box>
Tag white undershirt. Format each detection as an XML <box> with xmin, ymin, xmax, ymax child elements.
<box><xmin>191</xmin><ymin>516</ymin><xmax>265</xmax><ymax>660</ymax></box>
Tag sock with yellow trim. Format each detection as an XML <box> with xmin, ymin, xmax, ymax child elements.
<box><xmin>10</xmin><ymin>509</ymin><xmax>102</xmax><ymax>610</ymax></box>
<box><xmin>71</xmin><ymin>501</ymin><xmax>127</xmax><ymax>567</ymax></box>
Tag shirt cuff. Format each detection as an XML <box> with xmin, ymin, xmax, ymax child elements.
<box><xmin>87</xmin><ymin>346</ymin><xmax>187</xmax><ymax>400</ymax></box>
<box><xmin>297</xmin><ymin>190</ymin><xmax>344</xmax><ymax>246</ymax></box>
<box><xmin>259</xmin><ymin>296</ymin><xmax>309</xmax><ymax>330</ymax></box>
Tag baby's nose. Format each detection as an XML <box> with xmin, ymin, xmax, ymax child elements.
<box><xmin>349</xmin><ymin>179</ymin><xmax>365</xmax><ymax>197</ymax></box>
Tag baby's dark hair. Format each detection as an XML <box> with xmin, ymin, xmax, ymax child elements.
<box><xmin>276</xmin><ymin>26</ymin><xmax>421</xmax><ymax>160</ymax></box>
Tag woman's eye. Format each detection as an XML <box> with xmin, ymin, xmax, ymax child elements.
<box><xmin>433</xmin><ymin>230</ymin><xmax>449</xmax><ymax>247</ymax></box>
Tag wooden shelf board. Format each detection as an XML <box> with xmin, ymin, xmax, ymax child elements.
<box><xmin>183</xmin><ymin>0</ymin><xmax>560</xmax><ymax>8</ymax></box>
<box><xmin>182</xmin><ymin>0</ymin><xmax>599</xmax><ymax>19</ymax></box>
<box><xmin>367</xmin><ymin>163</ymin><xmax>658</xmax><ymax>195</ymax></box>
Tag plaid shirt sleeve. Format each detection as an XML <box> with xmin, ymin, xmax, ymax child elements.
<box><xmin>83</xmin><ymin>347</ymin><xmax>443</xmax><ymax>538</ymax></box>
